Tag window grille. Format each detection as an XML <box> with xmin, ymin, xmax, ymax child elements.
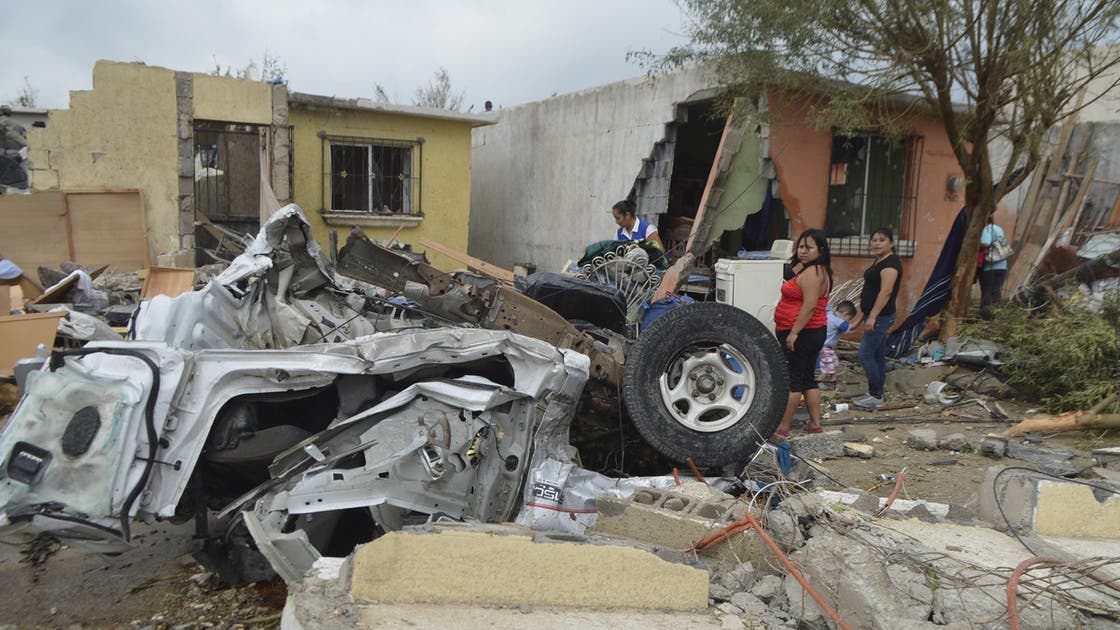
<box><xmin>825</xmin><ymin>132</ymin><xmax>922</xmax><ymax>258</ymax></box>
<box><xmin>320</xmin><ymin>134</ymin><xmax>422</xmax><ymax>215</ymax></box>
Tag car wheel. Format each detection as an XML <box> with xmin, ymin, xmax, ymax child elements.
<box><xmin>623</xmin><ymin>302</ymin><xmax>788</xmax><ymax>467</ymax></box>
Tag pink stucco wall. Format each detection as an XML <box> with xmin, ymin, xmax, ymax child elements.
<box><xmin>768</xmin><ymin>97</ymin><xmax>966</xmax><ymax>320</ymax></box>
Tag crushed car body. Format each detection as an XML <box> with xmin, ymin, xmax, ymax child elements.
<box><xmin>0</xmin><ymin>204</ymin><xmax>788</xmax><ymax>582</ymax></box>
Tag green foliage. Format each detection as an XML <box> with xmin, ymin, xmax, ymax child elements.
<box><xmin>963</xmin><ymin>300</ymin><xmax>1120</xmax><ymax>412</ymax></box>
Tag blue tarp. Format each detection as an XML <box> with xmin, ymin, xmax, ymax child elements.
<box><xmin>886</xmin><ymin>208</ymin><xmax>968</xmax><ymax>358</ymax></box>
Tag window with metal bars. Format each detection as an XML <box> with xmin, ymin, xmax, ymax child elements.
<box><xmin>324</xmin><ymin>136</ymin><xmax>419</xmax><ymax>215</ymax></box>
<box><xmin>825</xmin><ymin>132</ymin><xmax>922</xmax><ymax>257</ymax></box>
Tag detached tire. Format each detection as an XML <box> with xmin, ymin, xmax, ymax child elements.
<box><xmin>623</xmin><ymin>302</ymin><xmax>788</xmax><ymax>467</ymax></box>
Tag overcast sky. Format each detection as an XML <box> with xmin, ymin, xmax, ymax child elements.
<box><xmin>4</xmin><ymin>0</ymin><xmax>689</xmax><ymax>111</ymax></box>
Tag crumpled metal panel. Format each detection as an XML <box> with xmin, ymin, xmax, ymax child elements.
<box><xmin>0</xmin><ymin>328</ymin><xmax>588</xmax><ymax>564</ymax></box>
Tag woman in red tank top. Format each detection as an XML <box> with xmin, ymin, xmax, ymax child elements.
<box><xmin>773</xmin><ymin>229</ymin><xmax>832</xmax><ymax>439</ymax></box>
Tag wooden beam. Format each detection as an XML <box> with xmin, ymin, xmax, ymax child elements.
<box><xmin>1106</xmin><ymin>190</ymin><xmax>1120</xmax><ymax>230</ymax></box>
<box><xmin>417</xmin><ymin>238</ymin><xmax>516</xmax><ymax>283</ymax></box>
<box><xmin>1063</xmin><ymin>159</ymin><xmax>1098</xmax><ymax>238</ymax></box>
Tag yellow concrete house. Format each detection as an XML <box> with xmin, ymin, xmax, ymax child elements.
<box><xmin>22</xmin><ymin>60</ymin><xmax>494</xmax><ymax>271</ymax></box>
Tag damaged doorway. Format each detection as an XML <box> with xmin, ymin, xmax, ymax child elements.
<box><xmin>193</xmin><ymin>122</ymin><xmax>266</xmax><ymax>266</ymax></box>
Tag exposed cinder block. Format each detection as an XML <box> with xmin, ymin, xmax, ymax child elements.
<box><xmin>593</xmin><ymin>484</ymin><xmax>761</xmax><ymax>561</ymax></box>
<box><xmin>349</xmin><ymin>528</ymin><xmax>709</xmax><ymax>610</ymax></box>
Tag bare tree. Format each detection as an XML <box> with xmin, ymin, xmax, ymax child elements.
<box><xmin>14</xmin><ymin>76</ymin><xmax>38</xmax><ymax>107</ymax></box>
<box><xmin>372</xmin><ymin>84</ymin><xmax>393</xmax><ymax>103</ymax></box>
<box><xmin>412</xmin><ymin>68</ymin><xmax>465</xmax><ymax>111</ymax></box>
<box><xmin>646</xmin><ymin>0</ymin><xmax>1120</xmax><ymax>336</ymax></box>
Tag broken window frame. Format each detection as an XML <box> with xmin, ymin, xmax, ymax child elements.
<box><xmin>320</xmin><ymin>134</ymin><xmax>422</xmax><ymax>216</ymax></box>
<box><xmin>825</xmin><ymin>131</ymin><xmax>922</xmax><ymax>258</ymax></box>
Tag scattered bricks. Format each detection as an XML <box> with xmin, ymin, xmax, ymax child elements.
<box><xmin>980</xmin><ymin>434</ymin><xmax>1008</xmax><ymax>457</ymax></box>
<box><xmin>788</xmin><ymin>430</ymin><xmax>843</xmax><ymax>460</ymax></box>
<box><xmin>930</xmin><ymin>457</ymin><xmax>958</xmax><ymax>466</ymax></box>
<box><xmin>938</xmin><ymin>433</ymin><xmax>968</xmax><ymax>451</ymax></box>
<box><xmin>750</xmin><ymin>575</ymin><xmax>783</xmax><ymax>602</ymax></box>
<box><xmin>843</xmin><ymin>442</ymin><xmax>875</xmax><ymax>459</ymax></box>
<box><xmin>593</xmin><ymin>486</ymin><xmax>761</xmax><ymax>562</ymax></box>
<box><xmin>905</xmin><ymin>429</ymin><xmax>939</xmax><ymax>451</ymax></box>
<box><xmin>840</xmin><ymin>426</ymin><xmax>866</xmax><ymax>442</ymax></box>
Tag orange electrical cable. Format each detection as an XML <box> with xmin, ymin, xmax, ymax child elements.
<box><xmin>1007</xmin><ymin>556</ymin><xmax>1065</xmax><ymax>630</ymax></box>
<box><xmin>874</xmin><ymin>468</ymin><xmax>907</xmax><ymax>517</ymax></box>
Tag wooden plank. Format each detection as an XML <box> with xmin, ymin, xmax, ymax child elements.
<box><xmin>0</xmin><ymin>311</ymin><xmax>65</xmax><ymax>377</ymax></box>
<box><xmin>1012</xmin><ymin>157</ymin><xmax>1048</xmax><ymax>245</ymax></box>
<box><xmin>417</xmin><ymin>238</ymin><xmax>516</xmax><ymax>283</ymax></box>
<box><xmin>1106</xmin><ymin>190</ymin><xmax>1120</xmax><ymax>230</ymax></box>
<box><xmin>1065</xmin><ymin>160</ymin><xmax>1098</xmax><ymax>243</ymax></box>
<box><xmin>67</xmin><ymin>191</ymin><xmax>150</xmax><ymax>271</ymax></box>
<box><xmin>140</xmin><ymin>267</ymin><xmax>196</xmax><ymax>299</ymax></box>
<box><xmin>0</xmin><ymin>191</ymin><xmax>72</xmax><ymax>274</ymax></box>
<box><xmin>31</xmin><ymin>273</ymin><xmax>79</xmax><ymax>305</ymax></box>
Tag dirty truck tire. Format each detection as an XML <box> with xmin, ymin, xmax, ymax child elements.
<box><xmin>623</xmin><ymin>302</ymin><xmax>788</xmax><ymax>467</ymax></box>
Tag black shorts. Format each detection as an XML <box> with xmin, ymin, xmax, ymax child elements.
<box><xmin>776</xmin><ymin>326</ymin><xmax>826</xmax><ymax>393</ymax></box>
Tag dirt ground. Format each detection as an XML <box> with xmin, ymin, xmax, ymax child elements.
<box><xmin>0</xmin><ymin>520</ymin><xmax>285</xmax><ymax>629</ymax></box>
<box><xmin>0</xmin><ymin>360</ymin><xmax>1113</xmax><ymax>628</ymax></box>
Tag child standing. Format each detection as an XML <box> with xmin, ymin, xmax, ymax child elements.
<box><xmin>819</xmin><ymin>300</ymin><xmax>856</xmax><ymax>386</ymax></box>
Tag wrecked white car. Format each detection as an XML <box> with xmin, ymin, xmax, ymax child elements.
<box><xmin>0</xmin><ymin>205</ymin><xmax>787</xmax><ymax>582</ymax></box>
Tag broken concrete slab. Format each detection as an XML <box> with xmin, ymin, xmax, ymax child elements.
<box><xmin>1034</xmin><ymin>480</ymin><xmax>1120</xmax><ymax>538</ymax></box>
<box><xmin>349</xmin><ymin>527</ymin><xmax>710</xmax><ymax>610</ymax></box>
<box><xmin>817</xmin><ymin>490</ymin><xmax>951</xmax><ymax>519</ymax></box>
<box><xmin>784</xmin><ymin>528</ymin><xmax>935</xmax><ymax>629</ymax></box>
<box><xmin>1006</xmin><ymin>443</ymin><xmax>1079</xmax><ymax>476</ymax></box>
<box><xmin>788</xmin><ymin>430</ymin><xmax>843</xmax><ymax>460</ymax></box>
<box><xmin>843</xmin><ymin>442</ymin><xmax>875</xmax><ymax>459</ymax></box>
<box><xmin>937</xmin><ymin>433</ymin><xmax>968</xmax><ymax>451</ymax></box>
<box><xmin>905</xmin><ymin>429</ymin><xmax>939</xmax><ymax>451</ymax></box>
<box><xmin>978</xmin><ymin>464</ymin><xmax>1120</xmax><ymax>542</ymax></box>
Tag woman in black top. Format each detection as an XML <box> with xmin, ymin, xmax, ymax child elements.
<box><xmin>854</xmin><ymin>228</ymin><xmax>902</xmax><ymax>408</ymax></box>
